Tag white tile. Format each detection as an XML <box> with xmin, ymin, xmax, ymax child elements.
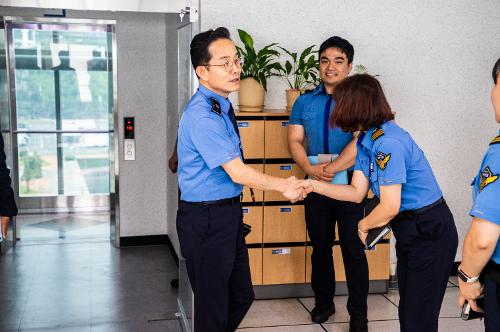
<box><xmin>324</xmin><ymin>319</ymin><xmax>400</xmax><ymax>332</ymax></box>
<box><xmin>299</xmin><ymin>294</ymin><xmax>398</xmax><ymax>323</ymax></box>
<box><xmin>437</xmin><ymin>317</ymin><xmax>484</xmax><ymax>332</ymax></box>
<box><xmin>238</xmin><ymin>324</ymin><xmax>325</xmax><ymax>332</ymax></box>
<box><xmin>238</xmin><ymin>299</ymin><xmax>311</xmax><ymax>328</ymax></box>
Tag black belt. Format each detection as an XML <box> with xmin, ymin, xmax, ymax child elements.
<box><xmin>182</xmin><ymin>195</ymin><xmax>241</xmax><ymax>206</ymax></box>
<box><xmin>397</xmin><ymin>197</ymin><xmax>445</xmax><ymax>218</ymax></box>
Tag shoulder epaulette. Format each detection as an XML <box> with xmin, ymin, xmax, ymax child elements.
<box><xmin>490</xmin><ymin>135</ymin><xmax>500</xmax><ymax>146</ymax></box>
<box><xmin>371</xmin><ymin>127</ymin><xmax>384</xmax><ymax>142</ymax></box>
<box><xmin>210</xmin><ymin>97</ymin><xmax>222</xmax><ymax>116</ymax></box>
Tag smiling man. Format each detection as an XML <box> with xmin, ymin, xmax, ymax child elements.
<box><xmin>288</xmin><ymin>36</ymin><xmax>369</xmax><ymax>331</ymax></box>
<box><xmin>176</xmin><ymin>27</ymin><xmax>306</xmax><ymax>331</ymax></box>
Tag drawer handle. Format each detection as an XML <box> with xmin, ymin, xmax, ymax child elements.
<box><xmin>238</xmin><ymin>122</ymin><xmax>249</xmax><ymax>128</ymax></box>
<box><xmin>242</xmin><ymin>208</ymin><xmax>249</xmax><ymax>214</ymax></box>
<box><xmin>280</xmin><ymin>207</ymin><xmax>292</xmax><ymax>213</ymax></box>
<box><xmin>281</xmin><ymin>121</ymin><xmax>289</xmax><ymax>127</ymax></box>
<box><xmin>280</xmin><ymin>165</ymin><xmax>292</xmax><ymax>171</ymax></box>
<box><xmin>272</xmin><ymin>248</ymin><xmax>291</xmax><ymax>255</ymax></box>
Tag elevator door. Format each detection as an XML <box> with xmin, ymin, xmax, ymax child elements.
<box><xmin>3</xmin><ymin>17</ymin><xmax>117</xmax><ymax>243</ymax></box>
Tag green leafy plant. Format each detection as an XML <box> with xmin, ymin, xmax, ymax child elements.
<box><xmin>20</xmin><ymin>151</ymin><xmax>44</xmax><ymax>193</ymax></box>
<box><xmin>236</xmin><ymin>29</ymin><xmax>282</xmax><ymax>91</ymax></box>
<box><xmin>277</xmin><ymin>45</ymin><xmax>320</xmax><ymax>91</ymax></box>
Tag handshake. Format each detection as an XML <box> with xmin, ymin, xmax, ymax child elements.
<box><xmin>282</xmin><ymin>177</ymin><xmax>315</xmax><ymax>203</ymax></box>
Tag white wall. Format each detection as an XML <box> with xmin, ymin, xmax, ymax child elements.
<box><xmin>201</xmin><ymin>0</ymin><xmax>500</xmax><ymax>260</ymax></box>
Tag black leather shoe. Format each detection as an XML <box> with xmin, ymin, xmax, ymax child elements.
<box><xmin>349</xmin><ymin>314</ymin><xmax>368</xmax><ymax>332</ymax></box>
<box><xmin>310</xmin><ymin>304</ymin><xmax>335</xmax><ymax>323</ymax></box>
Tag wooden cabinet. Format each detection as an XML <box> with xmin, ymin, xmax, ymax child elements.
<box><xmin>238</xmin><ymin>120</ymin><xmax>264</xmax><ymax>159</ymax></box>
<box><xmin>242</xmin><ymin>164</ymin><xmax>264</xmax><ymax>203</ymax></box>
<box><xmin>263</xmin><ymin>247</ymin><xmax>306</xmax><ymax>285</ymax></box>
<box><xmin>263</xmin><ymin>205</ymin><xmax>306</xmax><ymax>243</ymax></box>
<box><xmin>306</xmin><ymin>244</ymin><xmax>390</xmax><ymax>283</ymax></box>
<box><xmin>248</xmin><ymin>248</ymin><xmax>263</xmax><ymax>285</ymax></box>
<box><xmin>264</xmin><ymin>119</ymin><xmax>291</xmax><ymax>158</ymax></box>
<box><xmin>263</xmin><ymin>163</ymin><xmax>306</xmax><ymax>201</ymax></box>
<box><xmin>242</xmin><ymin>206</ymin><xmax>263</xmax><ymax>244</ymax></box>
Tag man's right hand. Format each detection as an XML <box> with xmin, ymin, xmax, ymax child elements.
<box><xmin>282</xmin><ymin>176</ymin><xmax>307</xmax><ymax>203</ymax></box>
<box><xmin>306</xmin><ymin>163</ymin><xmax>334</xmax><ymax>182</ymax></box>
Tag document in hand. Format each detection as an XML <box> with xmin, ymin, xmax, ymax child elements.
<box><xmin>363</xmin><ymin>196</ymin><xmax>392</xmax><ymax>250</ymax></box>
<box><xmin>307</xmin><ymin>154</ymin><xmax>348</xmax><ymax>185</ymax></box>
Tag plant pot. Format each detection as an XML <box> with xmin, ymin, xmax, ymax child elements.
<box><xmin>238</xmin><ymin>77</ymin><xmax>265</xmax><ymax>112</ymax></box>
<box><xmin>286</xmin><ymin>89</ymin><xmax>301</xmax><ymax>111</ymax></box>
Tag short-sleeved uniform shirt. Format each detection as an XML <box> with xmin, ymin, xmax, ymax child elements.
<box><xmin>177</xmin><ymin>85</ymin><xmax>243</xmax><ymax>202</ymax></box>
<box><xmin>470</xmin><ymin>132</ymin><xmax>500</xmax><ymax>264</ymax></box>
<box><xmin>289</xmin><ymin>84</ymin><xmax>353</xmax><ymax>159</ymax></box>
<box><xmin>355</xmin><ymin>121</ymin><xmax>443</xmax><ymax>211</ymax></box>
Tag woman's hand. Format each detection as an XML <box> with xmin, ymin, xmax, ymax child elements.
<box><xmin>458</xmin><ymin>279</ymin><xmax>484</xmax><ymax>312</ymax></box>
<box><xmin>294</xmin><ymin>179</ymin><xmax>315</xmax><ymax>194</ymax></box>
<box><xmin>358</xmin><ymin>228</ymin><xmax>368</xmax><ymax>245</ymax></box>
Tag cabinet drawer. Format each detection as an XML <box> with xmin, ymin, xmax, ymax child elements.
<box><xmin>264</xmin><ymin>120</ymin><xmax>291</xmax><ymax>158</ymax></box>
<box><xmin>263</xmin><ymin>164</ymin><xmax>306</xmax><ymax>201</ymax></box>
<box><xmin>242</xmin><ymin>206</ymin><xmax>263</xmax><ymax>244</ymax></box>
<box><xmin>306</xmin><ymin>244</ymin><xmax>390</xmax><ymax>282</ymax></box>
<box><xmin>238</xmin><ymin>120</ymin><xmax>264</xmax><ymax>159</ymax></box>
<box><xmin>263</xmin><ymin>247</ymin><xmax>306</xmax><ymax>285</ymax></box>
<box><xmin>263</xmin><ymin>205</ymin><xmax>306</xmax><ymax>243</ymax></box>
<box><xmin>248</xmin><ymin>248</ymin><xmax>263</xmax><ymax>285</ymax></box>
<box><xmin>242</xmin><ymin>164</ymin><xmax>264</xmax><ymax>202</ymax></box>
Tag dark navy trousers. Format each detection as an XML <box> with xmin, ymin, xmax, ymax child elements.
<box><xmin>304</xmin><ymin>192</ymin><xmax>369</xmax><ymax>316</ymax></box>
<box><xmin>176</xmin><ymin>200</ymin><xmax>254</xmax><ymax>332</ymax></box>
<box><xmin>484</xmin><ymin>276</ymin><xmax>500</xmax><ymax>332</ymax></box>
<box><xmin>391</xmin><ymin>202</ymin><xmax>458</xmax><ymax>332</ymax></box>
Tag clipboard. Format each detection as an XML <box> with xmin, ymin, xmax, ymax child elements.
<box><xmin>307</xmin><ymin>154</ymin><xmax>348</xmax><ymax>185</ymax></box>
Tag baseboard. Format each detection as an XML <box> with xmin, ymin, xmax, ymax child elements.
<box><xmin>120</xmin><ymin>235</ymin><xmax>168</xmax><ymax>247</ymax></box>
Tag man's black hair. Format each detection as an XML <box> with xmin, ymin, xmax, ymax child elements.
<box><xmin>319</xmin><ymin>36</ymin><xmax>354</xmax><ymax>64</ymax></box>
<box><xmin>190</xmin><ymin>27</ymin><xmax>231</xmax><ymax>70</ymax></box>
<box><xmin>493</xmin><ymin>57</ymin><xmax>500</xmax><ymax>84</ymax></box>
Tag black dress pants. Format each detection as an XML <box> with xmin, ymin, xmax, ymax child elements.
<box><xmin>391</xmin><ymin>202</ymin><xmax>458</xmax><ymax>332</ymax></box>
<box><xmin>304</xmin><ymin>192</ymin><xmax>369</xmax><ymax>316</ymax></box>
<box><xmin>177</xmin><ymin>200</ymin><xmax>255</xmax><ymax>332</ymax></box>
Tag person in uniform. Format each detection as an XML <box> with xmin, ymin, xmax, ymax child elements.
<box><xmin>458</xmin><ymin>57</ymin><xmax>500</xmax><ymax>332</ymax></box>
<box><xmin>288</xmin><ymin>36</ymin><xmax>369</xmax><ymax>329</ymax></box>
<box><xmin>296</xmin><ymin>74</ymin><xmax>458</xmax><ymax>332</ymax></box>
<box><xmin>176</xmin><ymin>27</ymin><xmax>306</xmax><ymax>332</ymax></box>
<box><xmin>0</xmin><ymin>129</ymin><xmax>18</xmax><ymax>242</ymax></box>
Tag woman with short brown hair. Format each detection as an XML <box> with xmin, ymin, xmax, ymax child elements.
<box><xmin>297</xmin><ymin>74</ymin><xmax>458</xmax><ymax>332</ymax></box>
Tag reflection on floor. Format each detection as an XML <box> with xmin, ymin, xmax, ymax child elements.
<box><xmin>0</xmin><ymin>222</ymin><xmax>486</xmax><ymax>331</ymax></box>
<box><xmin>16</xmin><ymin>212</ymin><xmax>110</xmax><ymax>243</ymax></box>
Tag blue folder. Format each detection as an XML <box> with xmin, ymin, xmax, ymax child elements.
<box><xmin>307</xmin><ymin>155</ymin><xmax>348</xmax><ymax>185</ymax></box>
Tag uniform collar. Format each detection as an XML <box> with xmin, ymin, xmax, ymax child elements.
<box><xmin>197</xmin><ymin>84</ymin><xmax>231</xmax><ymax>114</ymax></box>
<box><xmin>312</xmin><ymin>83</ymin><xmax>326</xmax><ymax>96</ymax></box>
<box><xmin>359</xmin><ymin>121</ymin><xmax>394</xmax><ymax>150</ymax></box>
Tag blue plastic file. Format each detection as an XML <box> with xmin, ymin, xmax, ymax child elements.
<box><xmin>307</xmin><ymin>155</ymin><xmax>348</xmax><ymax>185</ymax></box>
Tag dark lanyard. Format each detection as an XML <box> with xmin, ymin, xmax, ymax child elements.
<box><xmin>323</xmin><ymin>96</ymin><xmax>333</xmax><ymax>154</ymax></box>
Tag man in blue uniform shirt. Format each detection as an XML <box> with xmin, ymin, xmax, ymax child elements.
<box><xmin>288</xmin><ymin>36</ymin><xmax>369</xmax><ymax>330</ymax></box>
<box><xmin>458</xmin><ymin>58</ymin><xmax>500</xmax><ymax>331</ymax></box>
<box><xmin>177</xmin><ymin>27</ymin><xmax>306</xmax><ymax>332</ymax></box>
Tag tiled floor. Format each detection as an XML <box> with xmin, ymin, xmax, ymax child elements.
<box><xmin>0</xmin><ymin>213</ymin><xmax>486</xmax><ymax>331</ymax></box>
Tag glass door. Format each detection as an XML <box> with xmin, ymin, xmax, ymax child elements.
<box><xmin>4</xmin><ymin>17</ymin><xmax>117</xmax><ymax>242</ymax></box>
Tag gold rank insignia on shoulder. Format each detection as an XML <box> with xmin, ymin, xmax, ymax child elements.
<box><xmin>479</xmin><ymin>166</ymin><xmax>499</xmax><ymax>191</ymax></box>
<box><xmin>375</xmin><ymin>151</ymin><xmax>391</xmax><ymax>170</ymax></box>
<box><xmin>371</xmin><ymin>128</ymin><xmax>384</xmax><ymax>142</ymax></box>
<box><xmin>211</xmin><ymin>98</ymin><xmax>222</xmax><ymax>116</ymax></box>
<box><xmin>490</xmin><ymin>135</ymin><xmax>500</xmax><ymax>146</ymax></box>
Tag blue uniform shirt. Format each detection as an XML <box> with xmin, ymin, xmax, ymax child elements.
<box><xmin>289</xmin><ymin>84</ymin><xmax>353</xmax><ymax>157</ymax></box>
<box><xmin>177</xmin><ymin>85</ymin><xmax>243</xmax><ymax>202</ymax></box>
<box><xmin>355</xmin><ymin>121</ymin><xmax>443</xmax><ymax>211</ymax></box>
<box><xmin>470</xmin><ymin>132</ymin><xmax>500</xmax><ymax>264</ymax></box>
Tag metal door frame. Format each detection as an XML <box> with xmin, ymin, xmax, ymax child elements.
<box><xmin>2</xmin><ymin>16</ymin><xmax>120</xmax><ymax>245</ymax></box>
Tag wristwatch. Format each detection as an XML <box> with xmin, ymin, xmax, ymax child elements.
<box><xmin>457</xmin><ymin>266</ymin><xmax>480</xmax><ymax>283</ymax></box>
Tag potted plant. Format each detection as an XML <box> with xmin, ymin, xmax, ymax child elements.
<box><xmin>276</xmin><ymin>45</ymin><xmax>319</xmax><ymax>111</ymax></box>
<box><xmin>236</xmin><ymin>29</ymin><xmax>282</xmax><ymax>112</ymax></box>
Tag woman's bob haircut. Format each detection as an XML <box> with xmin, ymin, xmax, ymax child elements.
<box><xmin>330</xmin><ymin>74</ymin><xmax>394</xmax><ymax>132</ymax></box>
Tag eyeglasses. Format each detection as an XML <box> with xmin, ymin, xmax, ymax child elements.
<box><xmin>203</xmin><ymin>58</ymin><xmax>243</xmax><ymax>72</ymax></box>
